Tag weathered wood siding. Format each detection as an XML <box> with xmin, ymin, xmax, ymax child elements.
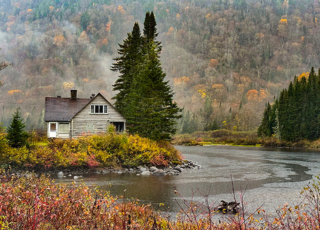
<box><xmin>72</xmin><ymin>95</ymin><xmax>126</xmax><ymax>137</ymax></box>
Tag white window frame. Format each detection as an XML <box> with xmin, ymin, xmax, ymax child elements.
<box><xmin>90</xmin><ymin>105</ymin><xmax>108</xmax><ymax>114</ymax></box>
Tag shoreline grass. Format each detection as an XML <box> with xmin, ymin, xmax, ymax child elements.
<box><xmin>173</xmin><ymin>129</ymin><xmax>320</xmax><ymax>150</ymax></box>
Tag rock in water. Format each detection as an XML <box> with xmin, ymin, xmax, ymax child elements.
<box><xmin>150</xmin><ymin>166</ymin><xmax>158</xmax><ymax>172</ymax></box>
<box><xmin>141</xmin><ymin>171</ymin><xmax>151</xmax><ymax>176</ymax></box>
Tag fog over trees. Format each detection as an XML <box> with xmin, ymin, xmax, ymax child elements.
<box><xmin>0</xmin><ymin>0</ymin><xmax>319</xmax><ymax>132</ymax></box>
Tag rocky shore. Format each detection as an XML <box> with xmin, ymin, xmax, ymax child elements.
<box><xmin>2</xmin><ymin>160</ymin><xmax>202</xmax><ymax>179</ymax></box>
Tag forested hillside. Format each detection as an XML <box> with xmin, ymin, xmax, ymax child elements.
<box><xmin>0</xmin><ymin>0</ymin><xmax>319</xmax><ymax>132</ymax></box>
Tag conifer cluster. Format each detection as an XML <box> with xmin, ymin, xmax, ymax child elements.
<box><xmin>258</xmin><ymin>67</ymin><xmax>320</xmax><ymax>141</ymax></box>
<box><xmin>112</xmin><ymin>12</ymin><xmax>182</xmax><ymax>141</ymax></box>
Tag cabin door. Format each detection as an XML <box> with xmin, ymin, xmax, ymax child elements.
<box><xmin>49</xmin><ymin>122</ymin><xmax>57</xmax><ymax>138</ymax></box>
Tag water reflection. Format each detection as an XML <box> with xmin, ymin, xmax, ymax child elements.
<box><xmin>54</xmin><ymin>145</ymin><xmax>320</xmax><ymax>215</ymax></box>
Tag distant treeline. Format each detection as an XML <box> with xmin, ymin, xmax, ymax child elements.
<box><xmin>3</xmin><ymin>0</ymin><xmax>320</xmax><ymax>132</ymax></box>
<box><xmin>258</xmin><ymin>67</ymin><xmax>320</xmax><ymax>141</ymax></box>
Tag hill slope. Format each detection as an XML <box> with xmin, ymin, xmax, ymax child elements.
<box><xmin>0</xmin><ymin>0</ymin><xmax>319</xmax><ymax>132</ymax></box>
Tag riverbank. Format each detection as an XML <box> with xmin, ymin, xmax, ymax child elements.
<box><xmin>173</xmin><ymin>129</ymin><xmax>320</xmax><ymax>149</ymax></box>
<box><xmin>6</xmin><ymin>159</ymin><xmax>202</xmax><ymax>178</ymax></box>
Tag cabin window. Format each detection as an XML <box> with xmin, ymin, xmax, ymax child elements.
<box><xmin>50</xmin><ymin>123</ymin><xmax>56</xmax><ymax>132</ymax></box>
<box><xmin>59</xmin><ymin>123</ymin><xmax>69</xmax><ymax>133</ymax></box>
<box><xmin>91</xmin><ymin>105</ymin><xmax>107</xmax><ymax>114</ymax></box>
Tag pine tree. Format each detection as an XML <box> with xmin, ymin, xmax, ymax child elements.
<box><xmin>258</xmin><ymin>67</ymin><xmax>320</xmax><ymax>141</ymax></box>
<box><xmin>112</xmin><ymin>12</ymin><xmax>182</xmax><ymax>140</ymax></box>
<box><xmin>6</xmin><ymin>109</ymin><xmax>29</xmax><ymax>148</ymax></box>
<box><xmin>112</xmin><ymin>22</ymin><xmax>142</xmax><ymax>115</ymax></box>
<box><xmin>258</xmin><ymin>102</ymin><xmax>272</xmax><ymax>137</ymax></box>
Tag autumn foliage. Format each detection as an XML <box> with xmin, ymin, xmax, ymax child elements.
<box><xmin>0</xmin><ymin>132</ymin><xmax>181</xmax><ymax>169</ymax></box>
<box><xmin>2</xmin><ymin>170</ymin><xmax>320</xmax><ymax>229</ymax></box>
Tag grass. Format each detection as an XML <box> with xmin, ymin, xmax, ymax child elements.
<box><xmin>173</xmin><ymin>129</ymin><xmax>320</xmax><ymax>149</ymax></box>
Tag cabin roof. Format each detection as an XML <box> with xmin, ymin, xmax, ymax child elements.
<box><xmin>44</xmin><ymin>97</ymin><xmax>91</xmax><ymax>122</ymax></box>
<box><xmin>44</xmin><ymin>92</ymin><xmax>125</xmax><ymax>122</ymax></box>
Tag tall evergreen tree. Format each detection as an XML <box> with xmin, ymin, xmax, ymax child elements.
<box><xmin>112</xmin><ymin>22</ymin><xmax>142</xmax><ymax>115</ymax></box>
<box><xmin>6</xmin><ymin>109</ymin><xmax>29</xmax><ymax>148</ymax></box>
<box><xmin>112</xmin><ymin>12</ymin><xmax>182</xmax><ymax>140</ymax></box>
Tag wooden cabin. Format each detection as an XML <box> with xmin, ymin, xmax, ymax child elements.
<box><xmin>44</xmin><ymin>90</ymin><xmax>126</xmax><ymax>138</ymax></box>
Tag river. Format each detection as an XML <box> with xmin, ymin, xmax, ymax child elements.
<box><xmin>53</xmin><ymin>145</ymin><xmax>320</xmax><ymax>217</ymax></box>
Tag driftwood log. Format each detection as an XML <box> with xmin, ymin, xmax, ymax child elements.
<box><xmin>214</xmin><ymin>200</ymin><xmax>240</xmax><ymax>214</ymax></box>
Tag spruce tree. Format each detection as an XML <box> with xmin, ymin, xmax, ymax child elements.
<box><xmin>112</xmin><ymin>12</ymin><xmax>182</xmax><ymax>141</ymax></box>
<box><xmin>6</xmin><ymin>109</ymin><xmax>29</xmax><ymax>148</ymax></box>
<box><xmin>258</xmin><ymin>67</ymin><xmax>320</xmax><ymax>141</ymax></box>
<box><xmin>112</xmin><ymin>22</ymin><xmax>142</xmax><ymax>114</ymax></box>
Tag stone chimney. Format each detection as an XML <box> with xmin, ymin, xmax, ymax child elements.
<box><xmin>70</xmin><ymin>90</ymin><xmax>77</xmax><ymax>100</ymax></box>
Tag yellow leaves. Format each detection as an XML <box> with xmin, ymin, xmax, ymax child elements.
<box><xmin>279</xmin><ymin>18</ymin><xmax>288</xmax><ymax>25</ymax></box>
<box><xmin>8</xmin><ymin>90</ymin><xmax>22</xmax><ymax>95</ymax></box>
<box><xmin>301</xmin><ymin>36</ymin><xmax>305</xmax><ymax>42</ymax></box>
<box><xmin>208</xmin><ymin>59</ymin><xmax>218</xmax><ymax>68</ymax></box>
<box><xmin>96</xmin><ymin>38</ymin><xmax>109</xmax><ymax>49</ymax></box>
<box><xmin>176</xmin><ymin>13</ymin><xmax>180</xmax><ymax>19</ymax></box>
<box><xmin>167</xmin><ymin>27</ymin><xmax>174</xmax><ymax>35</ymax></box>
<box><xmin>102</xmin><ymin>38</ymin><xmax>108</xmax><ymax>45</ymax></box>
<box><xmin>78</xmin><ymin>31</ymin><xmax>90</xmax><ymax>43</ymax></box>
<box><xmin>106</xmin><ymin>22</ymin><xmax>112</xmax><ymax>32</ymax></box>
<box><xmin>63</xmin><ymin>82</ymin><xmax>75</xmax><ymax>90</ymax></box>
<box><xmin>197</xmin><ymin>89</ymin><xmax>206</xmax><ymax>98</ymax></box>
<box><xmin>255</xmin><ymin>33</ymin><xmax>264</xmax><ymax>40</ymax></box>
<box><xmin>297</xmin><ymin>72</ymin><xmax>310</xmax><ymax>81</ymax></box>
<box><xmin>212</xmin><ymin>84</ymin><xmax>224</xmax><ymax>91</ymax></box>
<box><xmin>246</xmin><ymin>89</ymin><xmax>268</xmax><ymax>101</ymax></box>
<box><xmin>53</xmin><ymin>35</ymin><xmax>66</xmax><ymax>47</ymax></box>
<box><xmin>49</xmin><ymin>6</ymin><xmax>55</xmax><ymax>11</ymax></box>
<box><xmin>83</xmin><ymin>78</ymin><xmax>89</xmax><ymax>82</ymax></box>
<box><xmin>282</xmin><ymin>0</ymin><xmax>289</xmax><ymax>9</ymax></box>
<box><xmin>259</xmin><ymin>89</ymin><xmax>268</xmax><ymax>100</ymax></box>
<box><xmin>246</xmin><ymin>89</ymin><xmax>259</xmax><ymax>101</ymax></box>
<box><xmin>173</xmin><ymin>76</ymin><xmax>190</xmax><ymax>85</ymax></box>
<box><xmin>27</xmin><ymin>9</ymin><xmax>33</xmax><ymax>13</ymax></box>
<box><xmin>291</xmin><ymin>42</ymin><xmax>301</xmax><ymax>48</ymax></box>
<box><xmin>205</xmin><ymin>14</ymin><xmax>211</xmax><ymax>19</ymax></box>
<box><xmin>117</xmin><ymin>6</ymin><xmax>125</xmax><ymax>14</ymax></box>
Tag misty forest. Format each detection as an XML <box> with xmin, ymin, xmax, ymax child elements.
<box><xmin>0</xmin><ymin>0</ymin><xmax>320</xmax><ymax>134</ymax></box>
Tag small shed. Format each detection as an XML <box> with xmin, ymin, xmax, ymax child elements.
<box><xmin>44</xmin><ymin>90</ymin><xmax>126</xmax><ymax>138</ymax></box>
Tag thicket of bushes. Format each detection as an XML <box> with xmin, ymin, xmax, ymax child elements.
<box><xmin>1</xmin><ymin>172</ymin><xmax>320</xmax><ymax>229</ymax></box>
<box><xmin>0</xmin><ymin>130</ymin><xmax>182</xmax><ymax>170</ymax></box>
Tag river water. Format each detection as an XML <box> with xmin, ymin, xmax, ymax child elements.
<box><xmin>54</xmin><ymin>145</ymin><xmax>320</xmax><ymax>216</ymax></box>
